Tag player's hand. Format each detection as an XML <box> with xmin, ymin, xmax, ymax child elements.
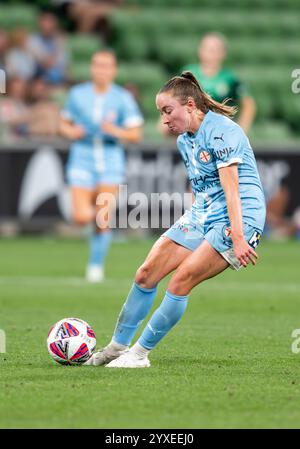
<box><xmin>101</xmin><ymin>121</ymin><xmax>121</xmax><ymax>139</ymax></box>
<box><xmin>233</xmin><ymin>238</ymin><xmax>258</xmax><ymax>267</ymax></box>
<box><xmin>68</xmin><ymin>125</ymin><xmax>86</xmax><ymax>140</ymax></box>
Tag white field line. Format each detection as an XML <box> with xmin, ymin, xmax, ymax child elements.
<box><xmin>0</xmin><ymin>276</ymin><xmax>299</xmax><ymax>292</ymax></box>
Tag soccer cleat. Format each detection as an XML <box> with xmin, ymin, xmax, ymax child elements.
<box><xmin>85</xmin><ymin>265</ymin><xmax>104</xmax><ymax>283</ymax></box>
<box><xmin>105</xmin><ymin>351</ymin><xmax>151</xmax><ymax>368</ymax></box>
<box><xmin>84</xmin><ymin>345</ymin><xmax>129</xmax><ymax>366</ymax></box>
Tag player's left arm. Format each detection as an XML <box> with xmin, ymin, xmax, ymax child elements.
<box><xmin>101</xmin><ymin>90</ymin><xmax>144</xmax><ymax>143</ymax></box>
<box><xmin>219</xmin><ymin>163</ymin><xmax>258</xmax><ymax>267</ymax></box>
<box><xmin>233</xmin><ymin>77</ymin><xmax>256</xmax><ymax>133</ymax></box>
<box><xmin>100</xmin><ymin>122</ymin><xmax>143</xmax><ymax>143</ymax></box>
<box><xmin>238</xmin><ymin>96</ymin><xmax>256</xmax><ymax>133</ymax></box>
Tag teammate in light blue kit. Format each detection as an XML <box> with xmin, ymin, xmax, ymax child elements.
<box><xmin>86</xmin><ymin>71</ymin><xmax>266</xmax><ymax>367</ymax></box>
<box><xmin>60</xmin><ymin>51</ymin><xmax>143</xmax><ymax>282</ymax></box>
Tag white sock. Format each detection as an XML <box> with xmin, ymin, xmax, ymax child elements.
<box><xmin>131</xmin><ymin>342</ymin><xmax>150</xmax><ymax>358</ymax></box>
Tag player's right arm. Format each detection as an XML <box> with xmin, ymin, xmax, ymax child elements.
<box><xmin>59</xmin><ymin>117</ymin><xmax>85</xmax><ymax>140</ymax></box>
<box><xmin>59</xmin><ymin>87</ymin><xmax>86</xmax><ymax>140</ymax></box>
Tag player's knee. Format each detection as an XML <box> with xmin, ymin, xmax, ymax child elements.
<box><xmin>135</xmin><ymin>262</ymin><xmax>155</xmax><ymax>289</ymax></box>
<box><xmin>168</xmin><ymin>267</ymin><xmax>194</xmax><ymax>296</ymax></box>
<box><xmin>73</xmin><ymin>209</ymin><xmax>93</xmax><ymax>226</ymax></box>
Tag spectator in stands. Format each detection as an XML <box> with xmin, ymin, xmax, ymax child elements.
<box><xmin>5</xmin><ymin>28</ymin><xmax>36</xmax><ymax>81</ymax></box>
<box><xmin>26</xmin><ymin>77</ymin><xmax>60</xmax><ymax>137</ymax></box>
<box><xmin>0</xmin><ymin>77</ymin><xmax>29</xmax><ymax>140</ymax></box>
<box><xmin>28</xmin><ymin>12</ymin><xmax>68</xmax><ymax>86</ymax></box>
<box><xmin>59</xmin><ymin>50</ymin><xmax>143</xmax><ymax>282</ymax></box>
<box><xmin>0</xmin><ymin>29</ymin><xmax>8</xmax><ymax>70</ymax></box>
<box><xmin>52</xmin><ymin>0</ymin><xmax>122</xmax><ymax>43</ymax></box>
<box><xmin>183</xmin><ymin>32</ymin><xmax>256</xmax><ymax>133</ymax></box>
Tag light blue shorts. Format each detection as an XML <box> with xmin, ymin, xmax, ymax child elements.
<box><xmin>66</xmin><ymin>165</ymin><xmax>125</xmax><ymax>189</ymax></box>
<box><xmin>66</xmin><ymin>144</ymin><xmax>126</xmax><ymax>188</ymax></box>
<box><xmin>163</xmin><ymin>210</ymin><xmax>263</xmax><ymax>270</ymax></box>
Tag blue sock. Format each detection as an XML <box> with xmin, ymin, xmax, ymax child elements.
<box><xmin>88</xmin><ymin>231</ymin><xmax>112</xmax><ymax>266</ymax></box>
<box><xmin>138</xmin><ymin>291</ymin><xmax>188</xmax><ymax>350</ymax></box>
<box><xmin>113</xmin><ymin>282</ymin><xmax>158</xmax><ymax>346</ymax></box>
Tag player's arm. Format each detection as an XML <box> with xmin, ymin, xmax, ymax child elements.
<box><xmin>101</xmin><ymin>122</ymin><xmax>143</xmax><ymax>143</ymax></box>
<box><xmin>237</xmin><ymin>96</ymin><xmax>256</xmax><ymax>133</ymax></box>
<box><xmin>219</xmin><ymin>163</ymin><xmax>258</xmax><ymax>267</ymax></box>
<box><xmin>59</xmin><ymin>117</ymin><xmax>85</xmax><ymax>140</ymax></box>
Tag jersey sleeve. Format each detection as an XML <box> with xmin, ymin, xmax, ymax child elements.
<box><xmin>210</xmin><ymin>123</ymin><xmax>245</xmax><ymax>169</ymax></box>
<box><xmin>120</xmin><ymin>91</ymin><xmax>144</xmax><ymax>128</ymax></box>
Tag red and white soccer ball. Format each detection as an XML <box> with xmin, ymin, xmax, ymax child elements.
<box><xmin>47</xmin><ymin>318</ymin><xmax>96</xmax><ymax>365</ymax></box>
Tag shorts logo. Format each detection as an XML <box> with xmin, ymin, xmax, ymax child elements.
<box><xmin>248</xmin><ymin>231</ymin><xmax>261</xmax><ymax>249</ymax></box>
<box><xmin>222</xmin><ymin>225</ymin><xmax>232</xmax><ymax>247</ymax></box>
<box><xmin>198</xmin><ymin>150</ymin><xmax>211</xmax><ymax>163</ymax></box>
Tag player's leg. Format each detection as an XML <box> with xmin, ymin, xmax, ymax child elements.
<box><xmin>107</xmin><ymin>240</ymin><xmax>229</xmax><ymax>368</ymax></box>
<box><xmin>87</xmin><ymin>237</ymin><xmax>192</xmax><ymax>365</ymax></box>
<box><xmin>86</xmin><ymin>183</ymin><xmax>119</xmax><ymax>282</ymax></box>
<box><xmin>71</xmin><ymin>186</ymin><xmax>95</xmax><ymax>226</ymax></box>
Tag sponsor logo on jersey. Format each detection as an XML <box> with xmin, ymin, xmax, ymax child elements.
<box><xmin>213</xmin><ymin>133</ymin><xmax>224</xmax><ymax>142</ymax></box>
<box><xmin>215</xmin><ymin>147</ymin><xmax>234</xmax><ymax>160</ymax></box>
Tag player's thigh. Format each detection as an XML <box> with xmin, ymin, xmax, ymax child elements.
<box><xmin>71</xmin><ymin>186</ymin><xmax>95</xmax><ymax>225</ymax></box>
<box><xmin>135</xmin><ymin>236</ymin><xmax>192</xmax><ymax>288</ymax></box>
<box><xmin>168</xmin><ymin>239</ymin><xmax>229</xmax><ymax>296</ymax></box>
<box><xmin>95</xmin><ymin>183</ymin><xmax>119</xmax><ymax>230</ymax></box>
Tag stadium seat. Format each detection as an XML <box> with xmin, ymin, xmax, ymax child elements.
<box><xmin>69</xmin><ymin>61</ymin><xmax>90</xmax><ymax>82</ymax></box>
<box><xmin>250</xmin><ymin>120</ymin><xmax>293</xmax><ymax>144</ymax></box>
<box><xmin>154</xmin><ymin>35</ymin><xmax>199</xmax><ymax>73</ymax></box>
<box><xmin>116</xmin><ymin>62</ymin><xmax>167</xmax><ymax>91</ymax></box>
<box><xmin>67</xmin><ymin>34</ymin><xmax>102</xmax><ymax>63</ymax></box>
<box><xmin>108</xmin><ymin>4</ymin><xmax>300</xmax><ymax>139</ymax></box>
<box><xmin>0</xmin><ymin>4</ymin><xmax>38</xmax><ymax>30</ymax></box>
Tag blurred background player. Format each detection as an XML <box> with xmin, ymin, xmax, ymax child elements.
<box><xmin>59</xmin><ymin>50</ymin><xmax>143</xmax><ymax>282</ymax></box>
<box><xmin>182</xmin><ymin>32</ymin><xmax>256</xmax><ymax>133</ymax></box>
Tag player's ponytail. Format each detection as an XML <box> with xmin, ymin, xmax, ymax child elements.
<box><xmin>159</xmin><ymin>71</ymin><xmax>237</xmax><ymax>118</ymax></box>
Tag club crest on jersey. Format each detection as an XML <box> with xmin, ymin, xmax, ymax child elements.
<box><xmin>197</xmin><ymin>149</ymin><xmax>211</xmax><ymax>164</ymax></box>
<box><xmin>248</xmin><ymin>230</ymin><xmax>261</xmax><ymax>249</ymax></box>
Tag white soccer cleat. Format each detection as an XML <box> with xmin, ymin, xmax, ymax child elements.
<box><xmin>85</xmin><ymin>265</ymin><xmax>104</xmax><ymax>283</ymax></box>
<box><xmin>84</xmin><ymin>344</ymin><xmax>129</xmax><ymax>366</ymax></box>
<box><xmin>105</xmin><ymin>350</ymin><xmax>151</xmax><ymax>368</ymax></box>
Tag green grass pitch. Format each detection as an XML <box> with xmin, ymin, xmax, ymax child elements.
<box><xmin>0</xmin><ymin>236</ymin><xmax>300</xmax><ymax>429</ymax></box>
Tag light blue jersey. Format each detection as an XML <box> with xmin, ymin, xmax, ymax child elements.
<box><xmin>62</xmin><ymin>82</ymin><xmax>143</xmax><ymax>187</ymax></box>
<box><xmin>178</xmin><ymin>110</ymin><xmax>265</xmax><ymax>232</ymax></box>
<box><xmin>164</xmin><ymin>110</ymin><xmax>266</xmax><ymax>270</ymax></box>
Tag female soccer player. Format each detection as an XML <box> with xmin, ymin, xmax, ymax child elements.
<box><xmin>86</xmin><ymin>71</ymin><xmax>266</xmax><ymax>367</ymax></box>
<box><xmin>60</xmin><ymin>51</ymin><xmax>143</xmax><ymax>282</ymax></box>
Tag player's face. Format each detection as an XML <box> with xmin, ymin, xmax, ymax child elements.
<box><xmin>198</xmin><ymin>36</ymin><xmax>226</xmax><ymax>66</ymax></box>
<box><xmin>91</xmin><ymin>53</ymin><xmax>117</xmax><ymax>87</ymax></box>
<box><xmin>156</xmin><ymin>93</ymin><xmax>190</xmax><ymax>134</ymax></box>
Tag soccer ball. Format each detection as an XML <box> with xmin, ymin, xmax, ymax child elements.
<box><xmin>47</xmin><ymin>318</ymin><xmax>96</xmax><ymax>365</ymax></box>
